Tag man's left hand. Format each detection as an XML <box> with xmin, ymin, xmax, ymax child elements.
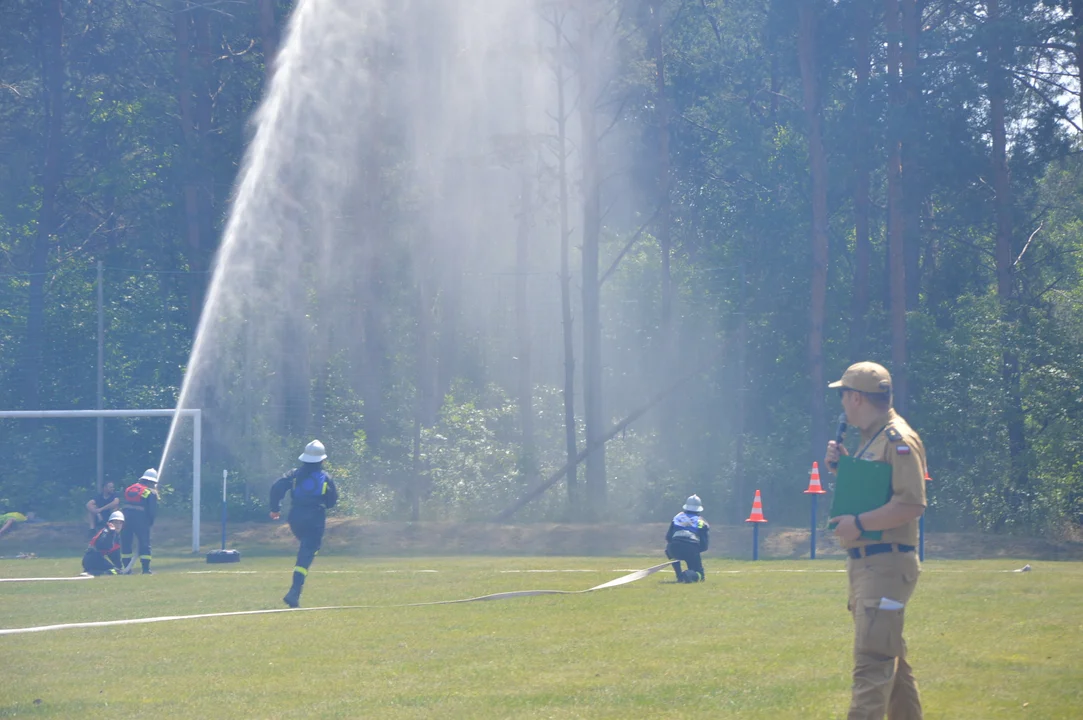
<box><xmin>830</xmin><ymin>514</ymin><xmax>862</xmax><ymax>543</ymax></box>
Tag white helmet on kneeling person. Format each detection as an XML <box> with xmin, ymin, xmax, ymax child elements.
<box><xmin>109</xmin><ymin>511</ymin><xmax>125</xmax><ymax>523</ymax></box>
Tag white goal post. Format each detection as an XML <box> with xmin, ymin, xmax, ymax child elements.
<box><xmin>0</xmin><ymin>409</ymin><xmax>202</xmax><ymax>553</ymax></box>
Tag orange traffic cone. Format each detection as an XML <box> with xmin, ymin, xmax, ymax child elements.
<box><xmin>804</xmin><ymin>461</ymin><xmax>826</xmax><ymax>494</ymax></box>
<box><xmin>745</xmin><ymin>489</ymin><xmax>767</xmax><ymax>523</ymax></box>
<box><xmin>924</xmin><ymin>470</ymin><xmax>932</xmax><ymax>483</ymax></box>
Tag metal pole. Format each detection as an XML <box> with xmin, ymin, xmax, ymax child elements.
<box><xmin>919</xmin><ymin>514</ymin><xmax>925</xmax><ymax>561</ymax></box>
<box><xmin>96</xmin><ymin>261</ymin><xmax>104</xmax><ymax>491</ymax></box>
<box><xmin>920</xmin><ymin>471</ymin><xmax>930</xmax><ymax>561</ymax></box>
<box><xmin>221</xmin><ymin>469</ymin><xmax>228</xmax><ymax>551</ymax></box>
<box><xmin>810</xmin><ymin>493</ymin><xmax>818</xmax><ymax>559</ymax></box>
<box><xmin>193</xmin><ymin>410</ymin><xmax>201</xmax><ymax>554</ymax></box>
<box><xmin>734</xmin><ymin>262</ymin><xmax>747</xmax><ymax>523</ymax></box>
<box><xmin>752</xmin><ymin>523</ymin><xmax>759</xmax><ymax>561</ymax></box>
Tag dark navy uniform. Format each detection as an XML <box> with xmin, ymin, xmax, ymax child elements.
<box><xmin>120</xmin><ymin>481</ymin><xmax>158</xmax><ymax>574</ymax></box>
<box><xmin>665</xmin><ymin>510</ymin><xmax>710</xmax><ymax>582</ymax></box>
<box><xmin>83</xmin><ymin>523</ymin><xmax>123</xmax><ymax>576</ymax></box>
<box><xmin>270</xmin><ymin>464</ymin><xmax>338</xmax><ymax>607</ymax></box>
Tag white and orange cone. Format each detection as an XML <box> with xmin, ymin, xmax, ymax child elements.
<box><xmin>804</xmin><ymin>461</ymin><xmax>827</xmax><ymax>494</ymax></box>
<box><xmin>745</xmin><ymin>489</ymin><xmax>767</xmax><ymax>523</ymax></box>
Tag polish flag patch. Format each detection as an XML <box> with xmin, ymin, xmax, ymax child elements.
<box><xmin>896</xmin><ymin>445</ymin><xmax>911</xmax><ymax>455</ymax></box>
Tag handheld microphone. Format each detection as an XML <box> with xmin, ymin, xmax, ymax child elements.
<box><xmin>829</xmin><ymin>412</ymin><xmax>847</xmax><ymax>471</ymax></box>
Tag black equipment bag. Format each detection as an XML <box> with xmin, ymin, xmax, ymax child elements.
<box><xmin>206</xmin><ymin>549</ymin><xmax>241</xmax><ymax>564</ymax></box>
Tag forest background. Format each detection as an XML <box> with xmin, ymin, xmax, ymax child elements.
<box><xmin>2</xmin><ymin>0</ymin><xmax>1083</xmax><ymax>538</ymax></box>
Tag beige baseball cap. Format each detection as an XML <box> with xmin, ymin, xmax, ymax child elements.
<box><xmin>828</xmin><ymin>361</ymin><xmax>892</xmax><ymax>394</ymax></box>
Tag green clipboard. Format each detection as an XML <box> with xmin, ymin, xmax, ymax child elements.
<box><xmin>828</xmin><ymin>455</ymin><xmax>893</xmax><ymax>541</ymax></box>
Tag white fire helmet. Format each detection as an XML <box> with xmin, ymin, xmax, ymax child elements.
<box><xmin>140</xmin><ymin>468</ymin><xmax>159</xmax><ymax>484</ymax></box>
<box><xmin>109</xmin><ymin>511</ymin><xmax>125</xmax><ymax>523</ymax></box>
<box><xmin>683</xmin><ymin>495</ymin><xmax>704</xmax><ymax>513</ymax></box>
<box><xmin>299</xmin><ymin>439</ymin><xmax>327</xmax><ymax>463</ymax></box>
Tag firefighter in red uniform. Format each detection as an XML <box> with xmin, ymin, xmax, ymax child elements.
<box><xmin>83</xmin><ymin>511</ymin><xmax>125</xmax><ymax>576</ymax></box>
<box><xmin>269</xmin><ymin>440</ymin><xmax>338</xmax><ymax>608</ymax></box>
<box><xmin>120</xmin><ymin>468</ymin><xmax>159</xmax><ymax>575</ymax></box>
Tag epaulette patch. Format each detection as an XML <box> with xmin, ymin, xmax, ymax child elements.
<box><xmin>886</xmin><ymin>426</ymin><xmax>903</xmax><ymax>442</ymax></box>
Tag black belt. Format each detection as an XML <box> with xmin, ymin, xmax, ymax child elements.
<box><xmin>848</xmin><ymin>543</ymin><xmax>915</xmax><ymax>559</ymax></box>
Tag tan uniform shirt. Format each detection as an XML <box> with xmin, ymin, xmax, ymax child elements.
<box><xmin>846</xmin><ymin>409</ymin><xmax>927</xmax><ymax>548</ymax></box>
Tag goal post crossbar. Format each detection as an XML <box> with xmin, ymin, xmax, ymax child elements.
<box><xmin>0</xmin><ymin>409</ymin><xmax>202</xmax><ymax>553</ymax></box>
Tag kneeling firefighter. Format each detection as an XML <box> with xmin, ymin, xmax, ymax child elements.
<box><xmin>83</xmin><ymin>511</ymin><xmax>125</xmax><ymax>576</ymax></box>
<box><xmin>269</xmin><ymin>440</ymin><xmax>338</xmax><ymax>608</ymax></box>
<box><xmin>665</xmin><ymin>495</ymin><xmax>710</xmax><ymax>583</ymax></box>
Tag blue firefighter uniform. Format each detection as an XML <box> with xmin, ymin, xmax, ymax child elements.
<box><xmin>270</xmin><ymin>463</ymin><xmax>338</xmax><ymax>607</ymax></box>
<box><xmin>665</xmin><ymin>508</ymin><xmax>710</xmax><ymax>583</ymax></box>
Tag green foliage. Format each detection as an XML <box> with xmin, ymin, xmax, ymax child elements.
<box><xmin>3</xmin><ymin>0</ymin><xmax>1083</xmax><ymax>536</ymax></box>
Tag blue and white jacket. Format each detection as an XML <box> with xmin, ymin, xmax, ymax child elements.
<box><xmin>665</xmin><ymin>511</ymin><xmax>710</xmax><ymax>551</ymax></box>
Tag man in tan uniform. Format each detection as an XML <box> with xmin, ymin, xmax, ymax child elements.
<box><xmin>825</xmin><ymin>361</ymin><xmax>926</xmax><ymax>720</ymax></box>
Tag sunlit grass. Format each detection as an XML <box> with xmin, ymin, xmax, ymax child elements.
<box><xmin>1</xmin><ymin>555</ymin><xmax>1080</xmax><ymax>718</ymax></box>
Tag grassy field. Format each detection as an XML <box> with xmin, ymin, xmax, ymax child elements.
<box><xmin>1</xmin><ymin>553</ymin><xmax>1081</xmax><ymax>719</ymax></box>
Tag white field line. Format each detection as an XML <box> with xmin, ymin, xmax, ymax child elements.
<box><xmin>0</xmin><ymin>563</ymin><xmax>674</xmax><ymax>637</ymax></box>
<box><xmin>0</xmin><ymin>575</ymin><xmax>95</xmax><ymax>583</ymax></box>
<box><xmin>187</xmin><ymin>566</ymin><xmax>1045</xmax><ymax>576</ymax></box>
<box><xmin>500</xmin><ymin>569</ymin><xmax>597</xmax><ymax>573</ymax></box>
<box><xmin>1</xmin><ymin>565</ymin><xmax>1049</xmax><ymax>583</ymax></box>
<box><xmin>181</xmin><ymin>567</ymin><xmax>847</xmax><ymax>575</ymax></box>
<box><xmin>186</xmin><ymin>569</ymin><xmax>441</xmax><ymax>575</ymax></box>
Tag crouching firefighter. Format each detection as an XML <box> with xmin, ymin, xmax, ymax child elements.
<box><xmin>269</xmin><ymin>440</ymin><xmax>338</xmax><ymax>608</ymax></box>
<box><xmin>665</xmin><ymin>495</ymin><xmax>710</xmax><ymax>583</ymax></box>
<box><xmin>83</xmin><ymin>511</ymin><xmax>125</xmax><ymax>576</ymax></box>
<box><xmin>121</xmin><ymin>468</ymin><xmax>159</xmax><ymax>574</ymax></box>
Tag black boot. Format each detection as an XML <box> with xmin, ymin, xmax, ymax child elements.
<box><xmin>283</xmin><ymin>570</ymin><xmax>305</xmax><ymax>608</ymax></box>
<box><xmin>141</xmin><ymin>558</ymin><xmax>153</xmax><ymax>575</ymax></box>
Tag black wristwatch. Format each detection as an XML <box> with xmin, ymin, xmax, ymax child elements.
<box><xmin>853</xmin><ymin>514</ymin><xmax>866</xmax><ymax>535</ymax></box>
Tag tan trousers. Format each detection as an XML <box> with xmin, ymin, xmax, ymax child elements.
<box><xmin>846</xmin><ymin>549</ymin><xmax>923</xmax><ymax>720</ymax></box>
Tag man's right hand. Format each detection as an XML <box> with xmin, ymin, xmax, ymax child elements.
<box><xmin>269</xmin><ymin>512</ymin><xmax>280</xmax><ymax>521</ymax></box>
<box><xmin>825</xmin><ymin>440</ymin><xmax>849</xmax><ymax>470</ymax></box>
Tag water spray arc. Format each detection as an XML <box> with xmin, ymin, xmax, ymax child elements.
<box><xmin>158</xmin><ymin>0</ymin><xmax>388</xmax><ymax>480</ymax></box>
<box><xmin>159</xmin><ymin>0</ymin><xmax>604</xmax><ymax>524</ymax></box>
